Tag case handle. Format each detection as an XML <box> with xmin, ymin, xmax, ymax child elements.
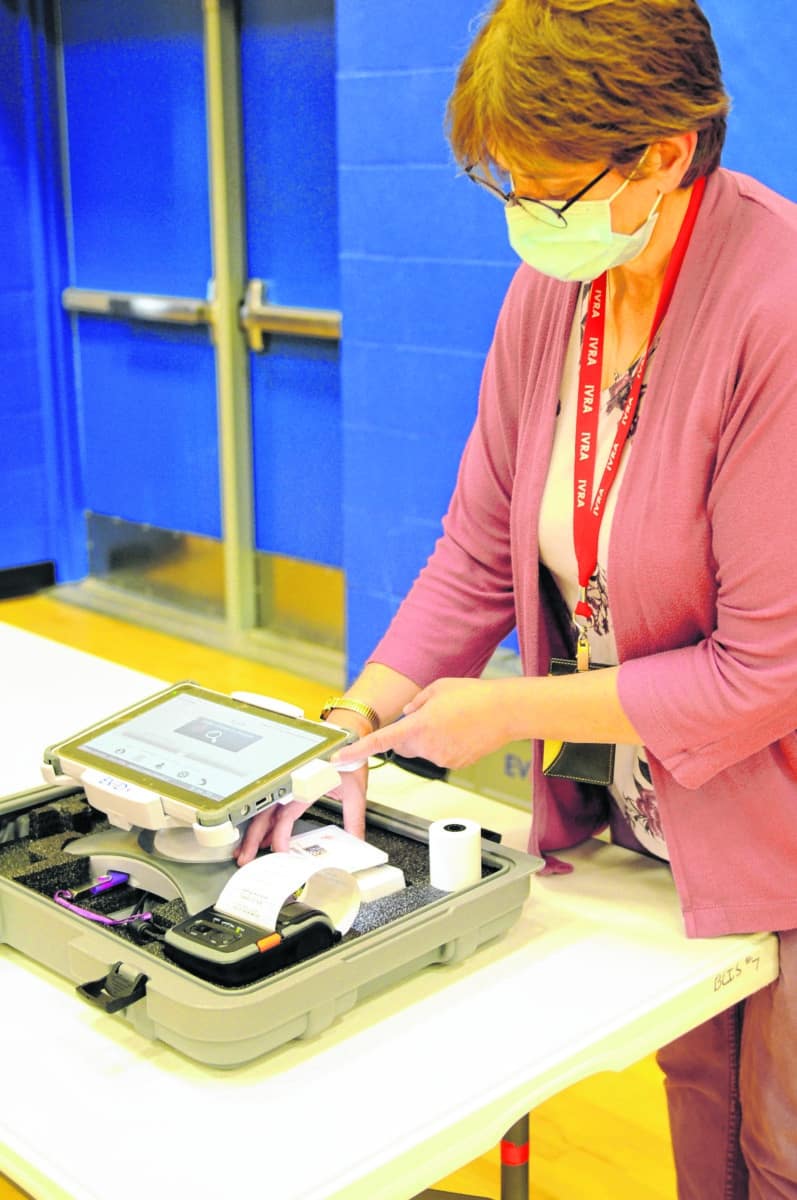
<box><xmin>77</xmin><ymin>961</ymin><xmax>148</xmax><ymax>1014</ymax></box>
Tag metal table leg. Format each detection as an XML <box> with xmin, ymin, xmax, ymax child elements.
<box><xmin>412</xmin><ymin>1112</ymin><xmax>530</xmax><ymax>1200</ymax></box>
<box><xmin>500</xmin><ymin>1114</ymin><xmax>530</xmax><ymax>1199</ymax></box>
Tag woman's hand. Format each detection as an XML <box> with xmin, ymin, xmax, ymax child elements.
<box><xmin>332</xmin><ymin>678</ymin><xmax>513</xmax><ymax>771</ymax></box>
<box><xmin>234</xmin><ymin>797</ymin><xmax>312</xmax><ymax>864</ymax></box>
<box><xmin>234</xmin><ymin>714</ymin><xmax>372</xmax><ymax>866</ymax></box>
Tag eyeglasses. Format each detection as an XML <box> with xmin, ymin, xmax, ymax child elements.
<box><xmin>464</xmin><ymin>163</ymin><xmax>613</xmax><ymax>227</ymax></box>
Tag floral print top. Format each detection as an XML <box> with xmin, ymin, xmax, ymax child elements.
<box><xmin>537</xmin><ymin>283</ymin><xmax>668</xmax><ymax>860</ymax></box>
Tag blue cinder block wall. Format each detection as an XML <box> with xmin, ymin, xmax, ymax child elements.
<box><xmin>336</xmin><ymin>0</ymin><xmax>797</xmax><ymax>683</ymax></box>
<box><xmin>0</xmin><ymin>5</ymin><xmax>51</xmax><ymax>574</ymax></box>
<box><xmin>336</xmin><ymin>3</ymin><xmax>517</xmax><ymax>679</ymax></box>
<box><xmin>0</xmin><ymin>2</ymin><xmax>83</xmax><ymax>585</ymax></box>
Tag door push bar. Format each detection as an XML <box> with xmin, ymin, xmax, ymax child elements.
<box><xmin>62</xmin><ymin>281</ymin><xmax>342</xmax><ymax>350</ymax></box>
<box><xmin>239</xmin><ymin>280</ymin><xmax>341</xmax><ymax>350</ymax></box>
<box><xmin>61</xmin><ymin>288</ymin><xmax>212</xmax><ymax>326</ymax></box>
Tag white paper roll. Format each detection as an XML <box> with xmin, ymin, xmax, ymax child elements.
<box><xmin>214</xmin><ymin>852</ymin><xmax>361</xmax><ymax>934</ymax></box>
<box><xmin>428</xmin><ymin>817</ymin><xmax>482</xmax><ymax>892</ymax></box>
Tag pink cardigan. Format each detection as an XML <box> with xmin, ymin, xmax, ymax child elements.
<box><xmin>370</xmin><ymin>168</ymin><xmax>797</xmax><ymax>937</ymax></box>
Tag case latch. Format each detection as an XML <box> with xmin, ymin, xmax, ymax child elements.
<box><xmin>77</xmin><ymin>961</ymin><xmax>148</xmax><ymax>1014</ymax></box>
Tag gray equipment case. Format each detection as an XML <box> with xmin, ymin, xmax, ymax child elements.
<box><xmin>0</xmin><ymin>779</ymin><xmax>540</xmax><ymax>1068</ymax></box>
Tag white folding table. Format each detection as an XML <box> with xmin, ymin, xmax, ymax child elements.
<box><xmin>0</xmin><ymin>623</ymin><xmax>779</xmax><ymax>1200</ymax></box>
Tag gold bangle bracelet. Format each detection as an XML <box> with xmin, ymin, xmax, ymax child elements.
<box><xmin>319</xmin><ymin>697</ymin><xmax>380</xmax><ymax>731</ymax></box>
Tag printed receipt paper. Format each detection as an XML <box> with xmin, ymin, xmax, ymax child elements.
<box><xmin>214</xmin><ymin>826</ymin><xmax>386</xmax><ymax>934</ymax></box>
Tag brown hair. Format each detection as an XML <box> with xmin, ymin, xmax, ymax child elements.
<box><xmin>447</xmin><ymin>0</ymin><xmax>730</xmax><ymax>186</ymax></box>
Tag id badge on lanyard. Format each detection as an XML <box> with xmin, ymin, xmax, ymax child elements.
<box><xmin>542</xmin><ymin>176</ymin><xmax>706</xmax><ymax>786</ymax></box>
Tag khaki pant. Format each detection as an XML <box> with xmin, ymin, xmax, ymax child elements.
<box><xmin>658</xmin><ymin>928</ymin><xmax>797</xmax><ymax>1199</ymax></box>
<box><xmin>607</xmin><ymin>808</ymin><xmax>797</xmax><ymax>1197</ymax></box>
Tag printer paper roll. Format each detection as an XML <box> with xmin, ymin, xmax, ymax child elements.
<box><xmin>215</xmin><ymin>853</ymin><xmax>361</xmax><ymax>934</ymax></box>
<box><xmin>428</xmin><ymin>818</ymin><xmax>482</xmax><ymax>892</ymax></box>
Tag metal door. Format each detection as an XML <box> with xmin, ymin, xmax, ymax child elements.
<box><xmin>57</xmin><ymin>0</ymin><xmax>344</xmax><ymax>684</ymax></box>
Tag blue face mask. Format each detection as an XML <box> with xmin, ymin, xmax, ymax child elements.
<box><xmin>506</xmin><ymin>175</ymin><xmax>663</xmax><ymax>283</ymax></box>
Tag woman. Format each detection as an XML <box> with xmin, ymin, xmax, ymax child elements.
<box><xmin>238</xmin><ymin>1</ymin><xmax>797</xmax><ymax>1194</ymax></box>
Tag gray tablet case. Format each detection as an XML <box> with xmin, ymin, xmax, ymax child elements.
<box><xmin>0</xmin><ymin>780</ymin><xmax>540</xmax><ymax>1068</ymax></box>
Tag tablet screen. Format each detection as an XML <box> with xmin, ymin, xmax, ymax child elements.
<box><xmin>65</xmin><ymin>687</ymin><xmax>334</xmax><ymax>804</ymax></box>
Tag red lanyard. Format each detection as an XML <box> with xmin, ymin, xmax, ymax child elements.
<box><xmin>572</xmin><ymin>175</ymin><xmax>706</xmax><ymax>625</ymax></box>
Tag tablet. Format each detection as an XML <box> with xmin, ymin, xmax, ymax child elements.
<box><xmin>44</xmin><ymin>682</ymin><xmax>351</xmax><ymax>831</ymax></box>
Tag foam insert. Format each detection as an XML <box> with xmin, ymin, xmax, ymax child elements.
<box><xmin>0</xmin><ymin>788</ymin><xmax>497</xmax><ymax>985</ymax></box>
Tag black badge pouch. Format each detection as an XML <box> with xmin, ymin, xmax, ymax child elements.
<box><xmin>542</xmin><ymin>631</ymin><xmax>615</xmax><ymax>787</ymax></box>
